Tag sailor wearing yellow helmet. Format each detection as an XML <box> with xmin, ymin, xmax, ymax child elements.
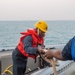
<box><xmin>35</xmin><ymin>20</ymin><xmax>48</xmax><ymax>38</ymax></box>
<box><xmin>12</xmin><ymin>20</ymin><xmax>48</xmax><ymax>75</ymax></box>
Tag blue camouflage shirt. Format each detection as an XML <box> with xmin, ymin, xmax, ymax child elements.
<box><xmin>62</xmin><ymin>37</ymin><xmax>75</xmax><ymax>60</ymax></box>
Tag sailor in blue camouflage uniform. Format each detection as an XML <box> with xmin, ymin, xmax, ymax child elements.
<box><xmin>44</xmin><ymin>36</ymin><xmax>75</xmax><ymax>61</ymax></box>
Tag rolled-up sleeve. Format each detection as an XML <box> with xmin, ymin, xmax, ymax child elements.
<box><xmin>62</xmin><ymin>37</ymin><xmax>74</xmax><ymax>60</ymax></box>
<box><xmin>22</xmin><ymin>35</ymin><xmax>38</xmax><ymax>54</ymax></box>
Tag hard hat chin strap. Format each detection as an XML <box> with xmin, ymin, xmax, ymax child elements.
<box><xmin>37</xmin><ymin>28</ymin><xmax>40</xmax><ymax>36</ymax></box>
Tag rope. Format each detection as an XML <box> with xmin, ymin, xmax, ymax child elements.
<box><xmin>2</xmin><ymin>65</ymin><xmax>13</xmax><ymax>75</ymax></box>
<box><xmin>40</xmin><ymin>48</ymin><xmax>58</xmax><ymax>75</ymax></box>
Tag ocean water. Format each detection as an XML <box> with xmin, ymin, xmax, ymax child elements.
<box><xmin>0</xmin><ymin>20</ymin><xmax>75</xmax><ymax>50</ymax></box>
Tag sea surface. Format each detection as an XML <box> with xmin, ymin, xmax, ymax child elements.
<box><xmin>0</xmin><ymin>20</ymin><xmax>75</xmax><ymax>51</ymax></box>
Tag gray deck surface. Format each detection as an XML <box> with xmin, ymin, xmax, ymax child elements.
<box><xmin>31</xmin><ymin>60</ymin><xmax>75</xmax><ymax>75</ymax></box>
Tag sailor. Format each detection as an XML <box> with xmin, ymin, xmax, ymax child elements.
<box><xmin>44</xmin><ymin>36</ymin><xmax>75</xmax><ymax>61</ymax></box>
<box><xmin>12</xmin><ymin>20</ymin><xmax>48</xmax><ymax>75</ymax></box>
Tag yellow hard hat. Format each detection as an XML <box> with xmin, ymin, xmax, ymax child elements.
<box><xmin>35</xmin><ymin>20</ymin><xmax>48</xmax><ymax>32</ymax></box>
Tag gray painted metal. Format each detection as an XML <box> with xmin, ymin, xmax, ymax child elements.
<box><xmin>31</xmin><ymin>61</ymin><xmax>74</xmax><ymax>75</ymax></box>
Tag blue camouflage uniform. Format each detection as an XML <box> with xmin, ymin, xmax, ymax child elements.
<box><xmin>62</xmin><ymin>36</ymin><xmax>75</xmax><ymax>61</ymax></box>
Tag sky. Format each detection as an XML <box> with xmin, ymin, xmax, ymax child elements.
<box><xmin>0</xmin><ymin>0</ymin><xmax>75</xmax><ymax>21</ymax></box>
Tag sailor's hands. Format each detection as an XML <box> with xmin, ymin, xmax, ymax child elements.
<box><xmin>44</xmin><ymin>50</ymin><xmax>54</xmax><ymax>59</ymax></box>
<box><xmin>37</xmin><ymin>46</ymin><xmax>54</xmax><ymax>58</ymax></box>
<box><xmin>37</xmin><ymin>46</ymin><xmax>45</xmax><ymax>54</ymax></box>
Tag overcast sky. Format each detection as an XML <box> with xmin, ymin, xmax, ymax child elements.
<box><xmin>0</xmin><ymin>0</ymin><xmax>75</xmax><ymax>21</ymax></box>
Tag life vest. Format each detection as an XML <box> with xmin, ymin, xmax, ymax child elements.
<box><xmin>17</xmin><ymin>28</ymin><xmax>44</xmax><ymax>59</ymax></box>
<box><xmin>71</xmin><ymin>37</ymin><xmax>75</xmax><ymax>61</ymax></box>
